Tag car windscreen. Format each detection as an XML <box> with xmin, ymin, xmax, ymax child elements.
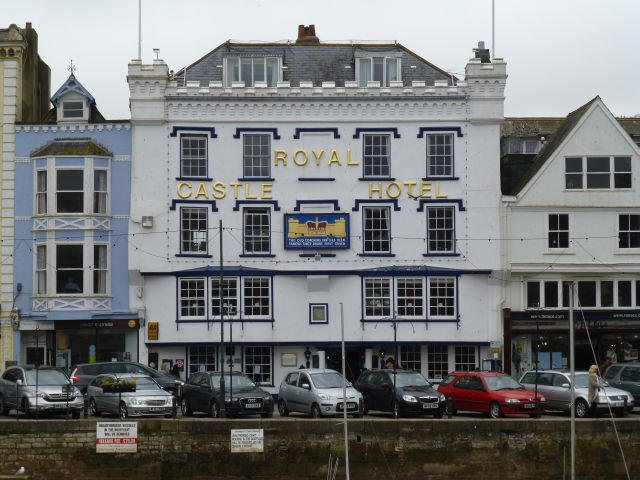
<box><xmin>484</xmin><ymin>375</ymin><xmax>524</xmax><ymax>391</ymax></box>
<box><xmin>211</xmin><ymin>374</ymin><xmax>256</xmax><ymax>388</ymax></box>
<box><xmin>394</xmin><ymin>372</ymin><xmax>431</xmax><ymax>388</ymax></box>
<box><xmin>26</xmin><ymin>369</ymin><xmax>70</xmax><ymax>386</ymax></box>
<box><xmin>127</xmin><ymin>377</ymin><xmax>162</xmax><ymax>390</ymax></box>
<box><xmin>571</xmin><ymin>374</ymin><xmax>589</xmax><ymax>389</ymax></box>
<box><xmin>311</xmin><ymin>372</ymin><xmax>351</xmax><ymax>389</ymax></box>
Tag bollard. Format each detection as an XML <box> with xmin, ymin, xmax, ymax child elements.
<box><xmin>172</xmin><ymin>395</ymin><xmax>178</xmax><ymax>419</ymax></box>
<box><xmin>446</xmin><ymin>397</ymin><xmax>453</xmax><ymax>419</ymax></box>
<box><xmin>83</xmin><ymin>394</ymin><xmax>89</xmax><ymax>419</ymax></box>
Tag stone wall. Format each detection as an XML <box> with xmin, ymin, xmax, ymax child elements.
<box><xmin>0</xmin><ymin>419</ymin><xmax>637</xmax><ymax>479</ymax></box>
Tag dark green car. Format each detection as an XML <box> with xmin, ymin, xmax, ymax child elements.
<box><xmin>604</xmin><ymin>363</ymin><xmax>640</xmax><ymax>412</ymax></box>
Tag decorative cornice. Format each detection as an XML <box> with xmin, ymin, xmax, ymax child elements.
<box><xmin>113</xmin><ymin>155</ymin><xmax>131</xmax><ymax>162</ymax></box>
<box><xmin>14</xmin><ymin>157</ymin><xmax>29</xmax><ymax>163</ymax></box>
<box><xmin>15</xmin><ymin>123</ymin><xmax>131</xmax><ymax>133</ymax></box>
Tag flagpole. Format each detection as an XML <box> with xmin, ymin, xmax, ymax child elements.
<box><xmin>138</xmin><ymin>0</ymin><xmax>142</xmax><ymax>60</ymax></box>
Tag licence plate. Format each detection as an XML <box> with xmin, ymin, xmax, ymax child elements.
<box><xmin>523</xmin><ymin>403</ymin><xmax>535</xmax><ymax>409</ymax></box>
<box><xmin>150</xmin><ymin>407</ymin><xmax>165</xmax><ymax>411</ymax></box>
<box><xmin>245</xmin><ymin>403</ymin><xmax>261</xmax><ymax>409</ymax></box>
<box><xmin>423</xmin><ymin>403</ymin><xmax>438</xmax><ymax>409</ymax></box>
<box><xmin>337</xmin><ymin>402</ymin><xmax>357</xmax><ymax>411</ymax></box>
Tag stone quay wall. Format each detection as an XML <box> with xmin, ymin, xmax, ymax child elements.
<box><xmin>0</xmin><ymin>419</ymin><xmax>637</xmax><ymax>479</ymax></box>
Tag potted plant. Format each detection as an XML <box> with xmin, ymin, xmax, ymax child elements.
<box><xmin>101</xmin><ymin>377</ymin><xmax>137</xmax><ymax>393</ymax></box>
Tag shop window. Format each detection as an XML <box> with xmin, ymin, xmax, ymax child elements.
<box><xmin>93</xmin><ymin>245</ymin><xmax>108</xmax><ymax>294</ymax></box>
<box><xmin>364</xmin><ymin>278</ymin><xmax>391</xmax><ymax>318</ymax></box>
<box><xmin>526</xmin><ymin>281</ymin><xmax>540</xmax><ymax>308</ymax></box>
<box><xmin>618</xmin><ymin>214</ymin><xmax>640</xmax><ymax>249</ymax></box>
<box><xmin>548</xmin><ymin>214</ymin><xmax>569</xmax><ymax>249</ymax></box>
<box><xmin>426</xmin><ymin>134</ymin><xmax>454</xmax><ymax>178</ymax></box>
<box><xmin>56</xmin><ymin>245</ymin><xmax>83</xmax><ymax>294</ymax></box>
<box><xmin>454</xmin><ymin>346</ymin><xmax>476</xmax><ymax>371</ymax></box>
<box><xmin>618</xmin><ymin>281</ymin><xmax>633</xmax><ymax>307</ymax></box>
<box><xmin>600</xmin><ymin>281</ymin><xmax>614</xmax><ymax>307</ymax></box>
<box><xmin>242</xmin><ymin>134</ymin><xmax>271</xmax><ymax>178</ymax></box>
<box><xmin>36</xmin><ymin>170</ymin><xmax>47</xmax><ymax>214</ymax></box>
<box><xmin>400</xmin><ymin>345</ymin><xmax>421</xmax><ymax>372</ymax></box>
<box><xmin>363</xmin><ymin>206</ymin><xmax>391</xmax><ymax>254</ymax></box>
<box><xmin>179</xmin><ymin>278</ymin><xmax>206</xmax><ymax>319</ymax></box>
<box><xmin>36</xmin><ymin>245</ymin><xmax>46</xmax><ymax>295</ymax></box>
<box><xmin>244</xmin><ymin>346</ymin><xmax>272</xmax><ymax>384</ymax></box>
<box><xmin>225</xmin><ymin>57</ymin><xmax>280</xmax><ymax>87</ymax></box>
<box><xmin>242</xmin><ymin>277</ymin><xmax>271</xmax><ymax>317</ymax></box>
<box><xmin>56</xmin><ymin>170</ymin><xmax>84</xmax><ymax>213</ymax></box>
<box><xmin>577</xmin><ymin>281</ymin><xmax>596</xmax><ymax>307</ymax></box>
<box><xmin>427</xmin><ymin>345</ymin><xmax>448</xmax><ymax>380</ymax></box>
<box><xmin>211</xmin><ymin>277</ymin><xmax>238</xmax><ymax>317</ymax></box>
<box><xmin>243</xmin><ymin>208</ymin><xmax>271</xmax><ymax>254</ymax></box>
<box><xmin>428</xmin><ymin>277</ymin><xmax>456</xmax><ymax>318</ymax></box>
<box><xmin>396</xmin><ymin>278</ymin><xmax>424</xmax><ymax>317</ymax></box>
<box><xmin>362</xmin><ymin>134</ymin><xmax>390</xmax><ymax>178</ymax></box>
<box><xmin>180</xmin><ymin>207</ymin><xmax>208</xmax><ymax>254</ymax></box>
<box><xmin>544</xmin><ymin>281</ymin><xmax>558</xmax><ymax>308</ymax></box>
<box><xmin>93</xmin><ymin>170</ymin><xmax>108</xmax><ymax>214</ymax></box>
<box><xmin>357</xmin><ymin>57</ymin><xmax>399</xmax><ymax>87</ymax></box>
<box><xmin>188</xmin><ymin>346</ymin><xmax>217</xmax><ymax>375</ymax></box>
<box><xmin>426</xmin><ymin>206</ymin><xmax>455</xmax><ymax>253</ymax></box>
<box><xmin>180</xmin><ymin>135</ymin><xmax>208</xmax><ymax>178</ymax></box>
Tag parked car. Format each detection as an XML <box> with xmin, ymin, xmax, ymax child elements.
<box><xmin>86</xmin><ymin>373</ymin><xmax>174</xmax><ymax>419</ymax></box>
<box><xmin>438</xmin><ymin>371</ymin><xmax>545</xmax><ymax>418</ymax></box>
<box><xmin>181</xmin><ymin>371</ymin><xmax>273</xmax><ymax>418</ymax></box>
<box><xmin>519</xmin><ymin>369</ymin><xmax>633</xmax><ymax>418</ymax></box>
<box><xmin>70</xmin><ymin>361</ymin><xmax>183</xmax><ymax>397</ymax></box>
<box><xmin>0</xmin><ymin>365</ymin><xmax>83</xmax><ymax>418</ymax></box>
<box><xmin>279</xmin><ymin>369</ymin><xmax>363</xmax><ymax>418</ymax></box>
<box><xmin>604</xmin><ymin>363</ymin><xmax>639</xmax><ymax>412</ymax></box>
<box><xmin>354</xmin><ymin>369</ymin><xmax>444</xmax><ymax>418</ymax></box>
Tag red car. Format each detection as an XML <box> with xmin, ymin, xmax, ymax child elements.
<box><xmin>437</xmin><ymin>371</ymin><xmax>545</xmax><ymax>418</ymax></box>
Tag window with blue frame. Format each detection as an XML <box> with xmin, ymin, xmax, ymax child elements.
<box><xmin>180</xmin><ymin>135</ymin><xmax>208</xmax><ymax>178</ymax></box>
<box><xmin>363</xmin><ymin>206</ymin><xmax>391</xmax><ymax>254</ymax></box>
<box><xmin>426</xmin><ymin>206</ymin><xmax>455</xmax><ymax>254</ymax></box>
<box><xmin>428</xmin><ymin>277</ymin><xmax>456</xmax><ymax>318</ymax></box>
<box><xmin>426</xmin><ymin>134</ymin><xmax>454</xmax><ymax>178</ymax></box>
<box><xmin>180</xmin><ymin>207</ymin><xmax>208</xmax><ymax>254</ymax></box>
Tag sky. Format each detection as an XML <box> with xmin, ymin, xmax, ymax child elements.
<box><xmin>8</xmin><ymin>0</ymin><xmax>640</xmax><ymax>119</ymax></box>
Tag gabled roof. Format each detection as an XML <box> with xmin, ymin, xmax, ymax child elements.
<box><xmin>50</xmin><ymin>73</ymin><xmax>94</xmax><ymax>107</ymax></box>
<box><xmin>30</xmin><ymin>138</ymin><xmax>112</xmax><ymax>157</ymax></box>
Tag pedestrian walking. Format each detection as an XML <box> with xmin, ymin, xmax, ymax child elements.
<box><xmin>599</xmin><ymin>356</ymin><xmax>613</xmax><ymax>378</ymax></box>
<box><xmin>588</xmin><ymin>364</ymin><xmax>604</xmax><ymax>416</ymax></box>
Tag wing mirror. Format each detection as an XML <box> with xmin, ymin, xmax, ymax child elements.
<box><xmin>562</xmin><ymin>383</ymin><xmax>570</xmax><ymax>389</ymax></box>
<box><xmin>300</xmin><ymin>382</ymin><xmax>311</xmax><ymax>390</ymax></box>
<box><xmin>16</xmin><ymin>379</ymin><xmax>23</xmax><ymax>386</ymax></box>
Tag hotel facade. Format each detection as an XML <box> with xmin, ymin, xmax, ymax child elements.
<box><xmin>128</xmin><ymin>27</ymin><xmax>507</xmax><ymax>390</ymax></box>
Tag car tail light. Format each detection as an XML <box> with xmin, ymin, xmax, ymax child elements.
<box><xmin>70</xmin><ymin>369</ymin><xmax>79</xmax><ymax>383</ymax></box>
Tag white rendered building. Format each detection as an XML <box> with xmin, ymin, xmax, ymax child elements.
<box><xmin>127</xmin><ymin>27</ymin><xmax>506</xmax><ymax>391</ymax></box>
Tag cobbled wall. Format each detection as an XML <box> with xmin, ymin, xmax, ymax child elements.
<box><xmin>0</xmin><ymin>419</ymin><xmax>638</xmax><ymax>480</ymax></box>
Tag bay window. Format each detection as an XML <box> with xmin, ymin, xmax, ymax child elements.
<box><xmin>56</xmin><ymin>170</ymin><xmax>83</xmax><ymax>213</ymax></box>
<box><xmin>56</xmin><ymin>244</ymin><xmax>83</xmax><ymax>294</ymax></box>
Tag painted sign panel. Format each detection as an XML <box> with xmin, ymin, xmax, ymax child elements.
<box><xmin>231</xmin><ymin>429</ymin><xmax>264</xmax><ymax>453</ymax></box>
<box><xmin>284</xmin><ymin>213</ymin><xmax>349</xmax><ymax>249</ymax></box>
<box><xmin>96</xmin><ymin>422</ymin><xmax>138</xmax><ymax>453</ymax></box>
<box><xmin>148</xmin><ymin>321</ymin><xmax>158</xmax><ymax>341</ymax></box>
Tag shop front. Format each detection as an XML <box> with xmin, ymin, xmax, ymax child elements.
<box><xmin>55</xmin><ymin>319</ymin><xmax>140</xmax><ymax>372</ymax></box>
<box><xmin>505</xmin><ymin>309</ymin><xmax>640</xmax><ymax>378</ymax></box>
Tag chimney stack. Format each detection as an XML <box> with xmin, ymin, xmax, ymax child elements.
<box><xmin>474</xmin><ymin>41</ymin><xmax>491</xmax><ymax>63</ymax></box>
<box><xmin>25</xmin><ymin>22</ymin><xmax>32</xmax><ymax>29</ymax></box>
<box><xmin>296</xmin><ymin>24</ymin><xmax>320</xmax><ymax>44</ymax></box>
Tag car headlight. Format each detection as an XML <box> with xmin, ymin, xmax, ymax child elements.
<box><xmin>319</xmin><ymin>394</ymin><xmax>330</xmax><ymax>401</ymax></box>
<box><xmin>128</xmin><ymin>398</ymin><xmax>141</xmax><ymax>406</ymax></box>
<box><xmin>35</xmin><ymin>392</ymin><xmax>46</xmax><ymax>398</ymax></box>
<box><xmin>264</xmin><ymin>396</ymin><xmax>272</xmax><ymax>402</ymax></box>
<box><xmin>402</xmin><ymin>395</ymin><xmax>418</xmax><ymax>403</ymax></box>
<box><xmin>439</xmin><ymin>394</ymin><xmax>446</xmax><ymax>402</ymax></box>
<box><xmin>505</xmin><ymin>398</ymin><xmax>520</xmax><ymax>404</ymax></box>
<box><xmin>540</xmin><ymin>396</ymin><xmax>546</xmax><ymax>402</ymax></box>
<box><xmin>165</xmin><ymin>398</ymin><xmax>173</xmax><ymax>406</ymax></box>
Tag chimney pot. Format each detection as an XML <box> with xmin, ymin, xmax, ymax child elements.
<box><xmin>296</xmin><ymin>24</ymin><xmax>319</xmax><ymax>44</ymax></box>
<box><xmin>26</xmin><ymin>22</ymin><xmax>32</xmax><ymax>29</ymax></box>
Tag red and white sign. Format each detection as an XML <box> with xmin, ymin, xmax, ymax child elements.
<box><xmin>96</xmin><ymin>422</ymin><xmax>138</xmax><ymax>453</ymax></box>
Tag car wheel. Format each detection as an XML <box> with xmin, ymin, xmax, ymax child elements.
<box><xmin>489</xmin><ymin>401</ymin><xmax>503</xmax><ymax>419</ymax></box>
<box><xmin>181</xmin><ymin>398</ymin><xmax>193</xmax><ymax>417</ymax></box>
<box><xmin>311</xmin><ymin>404</ymin><xmax>322</xmax><ymax>419</ymax></box>
<box><xmin>445</xmin><ymin>399</ymin><xmax>457</xmax><ymax>416</ymax></box>
<box><xmin>575</xmin><ymin>399</ymin><xmax>589</xmax><ymax>418</ymax></box>
<box><xmin>0</xmin><ymin>395</ymin><xmax>8</xmax><ymax>415</ymax></box>
<box><xmin>119</xmin><ymin>402</ymin><xmax>128</xmax><ymax>420</ymax></box>
<box><xmin>278</xmin><ymin>399</ymin><xmax>289</xmax><ymax>417</ymax></box>
<box><xmin>362</xmin><ymin>401</ymin><xmax>369</xmax><ymax>416</ymax></box>
<box><xmin>89</xmin><ymin>398</ymin><xmax>100</xmax><ymax>417</ymax></box>
<box><xmin>210</xmin><ymin>401</ymin><xmax>220</xmax><ymax>418</ymax></box>
<box><xmin>71</xmin><ymin>410</ymin><xmax>81</xmax><ymax>420</ymax></box>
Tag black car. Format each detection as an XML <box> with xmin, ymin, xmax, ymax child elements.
<box><xmin>70</xmin><ymin>362</ymin><xmax>183</xmax><ymax>397</ymax></box>
<box><xmin>354</xmin><ymin>369</ymin><xmax>445</xmax><ymax>418</ymax></box>
<box><xmin>181</xmin><ymin>371</ymin><xmax>274</xmax><ymax>418</ymax></box>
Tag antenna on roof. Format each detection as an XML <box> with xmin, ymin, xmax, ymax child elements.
<box><xmin>137</xmin><ymin>0</ymin><xmax>142</xmax><ymax>60</ymax></box>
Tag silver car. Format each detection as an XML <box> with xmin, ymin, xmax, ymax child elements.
<box><xmin>0</xmin><ymin>366</ymin><xmax>83</xmax><ymax>418</ymax></box>
<box><xmin>278</xmin><ymin>369</ymin><xmax>363</xmax><ymax>418</ymax></box>
<box><xmin>519</xmin><ymin>370</ymin><xmax>634</xmax><ymax>418</ymax></box>
<box><xmin>87</xmin><ymin>373</ymin><xmax>174</xmax><ymax>419</ymax></box>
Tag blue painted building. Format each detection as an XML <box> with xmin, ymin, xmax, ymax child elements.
<box><xmin>14</xmin><ymin>73</ymin><xmax>137</xmax><ymax>370</ymax></box>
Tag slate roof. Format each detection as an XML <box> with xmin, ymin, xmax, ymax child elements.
<box><xmin>30</xmin><ymin>138</ymin><xmax>112</xmax><ymax>157</ymax></box>
<box><xmin>500</xmin><ymin>98</ymin><xmax>640</xmax><ymax>195</ymax></box>
<box><xmin>173</xmin><ymin>41</ymin><xmax>454</xmax><ymax>87</ymax></box>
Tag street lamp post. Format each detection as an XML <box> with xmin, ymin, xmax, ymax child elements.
<box><xmin>224</xmin><ymin>302</ymin><xmax>237</xmax><ymax>402</ymax></box>
<box><xmin>218</xmin><ymin>220</ymin><xmax>225</xmax><ymax>418</ymax></box>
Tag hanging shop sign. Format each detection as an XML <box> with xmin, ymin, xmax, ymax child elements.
<box><xmin>148</xmin><ymin>322</ymin><xmax>159</xmax><ymax>341</ymax></box>
<box><xmin>284</xmin><ymin>213</ymin><xmax>349</xmax><ymax>249</ymax></box>
<box><xmin>56</xmin><ymin>319</ymin><xmax>140</xmax><ymax>330</ymax></box>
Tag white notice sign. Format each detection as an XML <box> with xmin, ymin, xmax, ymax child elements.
<box><xmin>96</xmin><ymin>422</ymin><xmax>138</xmax><ymax>453</ymax></box>
<box><xmin>230</xmin><ymin>429</ymin><xmax>264</xmax><ymax>453</ymax></box>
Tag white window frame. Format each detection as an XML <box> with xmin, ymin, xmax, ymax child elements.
<box><xmin>363</xmin><ymin>277</ymin><xmax>392</xmax><ymax>319</ymax></box>
<box><xmin>178</xmin><ymin>277</ymin><xmax>206</xmax><ymax>320</ymax></box>
<box><xmin>224</xmin><ymin>57</ymin><xmax>282</xmax><ymax>87</ymax></box>
<box><xmin>210</xmin><ymin>276</ymin><xmax>239</xmax><ymax>319</ymax></box>
<box><xmin>243</xmin><ymin>207</ymin><xmax>271</xmax><ymax>255</ymax></box>
<box><xmin>242</xmin><ymin>277</ymin><xmax>271</xmax><ymax>319</ymax></box>
<box><xmin>426</xmin><ymin>133</ymin><xmax>455</xmax><ymax>178</ymax></box>
<box><xmin>454</xmin><ymin>345</ymin><xmax>477</xmax><ymax>372</ymax></box>
<box><xmin>93</xmin><ymin>169</ymin><xmax>108</xmax><ymax>215</ymax></box>
<box><xmin>427</xmin><ymin>344</ymin><xmax>449</xmax><ymax>381</ymax></box>
<box><xmin>62</xmin><ymin>100</ymin><xmax>84</xmax><ymax>119</ymax></box>
<box><xmin>426</xmin><ymin>205</ymin><xmax>456</xmax><ymax>254</ymax></box>
<box><xmin>362</xmin><ymin>133</ymin><xmax>391</xmax><ymax>178</ymax></box>
<box><xmin>427</xmin><ymin>277</ymin><xmax>456</xmax><ymax>319</ymax></box>
<box><xmin>93</xmin><ymin>243</ymin><xmax>109</xmax><ymax>295</ymax></box>
<box><xmin>35</xmin><ymin>169</ymin><xmax>47</xmax><ymax>215</ymax></box>
<box><xmin>356</xmin><ymin>56</ymin><xmax>401</xmax><ymax>87</ymax></box>
<box><xmin>180</xmin><ymin>207</ymin><xmax>208</xmax><ymax>255</ymax></box>
<box><xmin>243</xmin><ymin>345</ymin><xmax>273</xmax><ymax>385</ymax></box>
<box><xmin>180</xmin><ymin>134</ymin><xmax>208</xmax><ymax>178</ymax></box>
<box><xmin>35</xmin><ymin>244</ymin><xmax>47</xmax><ymax>296</ymax></box>
<box><xmin>618</xmin><ymin>213</ymin><xmax>640</xmax><ymax>250</ymax></box>
<box><xmin>55</xmin><ymin>243</ymin><xmax>84</xmax><ymax>295</ymax></box>
<box><xmin>399</xmin><ymin>345</ymin><xmax>421</xmax><ymax>372</ymax></box>
<box><xmin>362</xmin><ymin>206</ymin><xmax>391</xmax><ymax>254</ymax></box>
<box><xmin>309</xmin><ymin>303</ymin><xmax>328</xmax><ymax>324</ymax></box>
<box><xmin>188</xmin><ymin>345</ymin><xmax>217</xmax><ymax>375</ymax></box>
<box><xmin>55</xmin><ymin>168</ymin><xmax>84</xmax><ymax>214</ymax></box>
<box><xmin>242</xmin><ymin>133</ymin><xmax>271</xmax><ymax>179</ymax></box>
<box><xmin>564</xmin><ymin>156</ymin><xmax>633</xmax><ymax>191</ymax></box>
<box><xmin>395</xmin><ymin>277</ymin><xmax>425</xmax><ymax>319</ymax></box>
<box><xmin>547</xmin><ymin>213</ymin><xmax>570</xmax><ymax>250</ymax></box>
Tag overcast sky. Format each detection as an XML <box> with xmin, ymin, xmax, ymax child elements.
<box><xmin>10</xmin><ymin>0</ymin><xmax>640</xmax><ymax>119</ymax></box>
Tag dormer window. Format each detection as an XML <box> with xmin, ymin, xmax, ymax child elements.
<box><xmin>62</xmin><ymin>101</ymin><xmax>84</xmax><ymax>119</ymax></box>
<box><xmin>224</xmin><ymin>57</ymin><xmax>281</xmax><ymax>87</ymax></box>
<box><xmin>357</xmin><ymin>57</ymin><xmax>400</xmax><ymax>87</ymax></box>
